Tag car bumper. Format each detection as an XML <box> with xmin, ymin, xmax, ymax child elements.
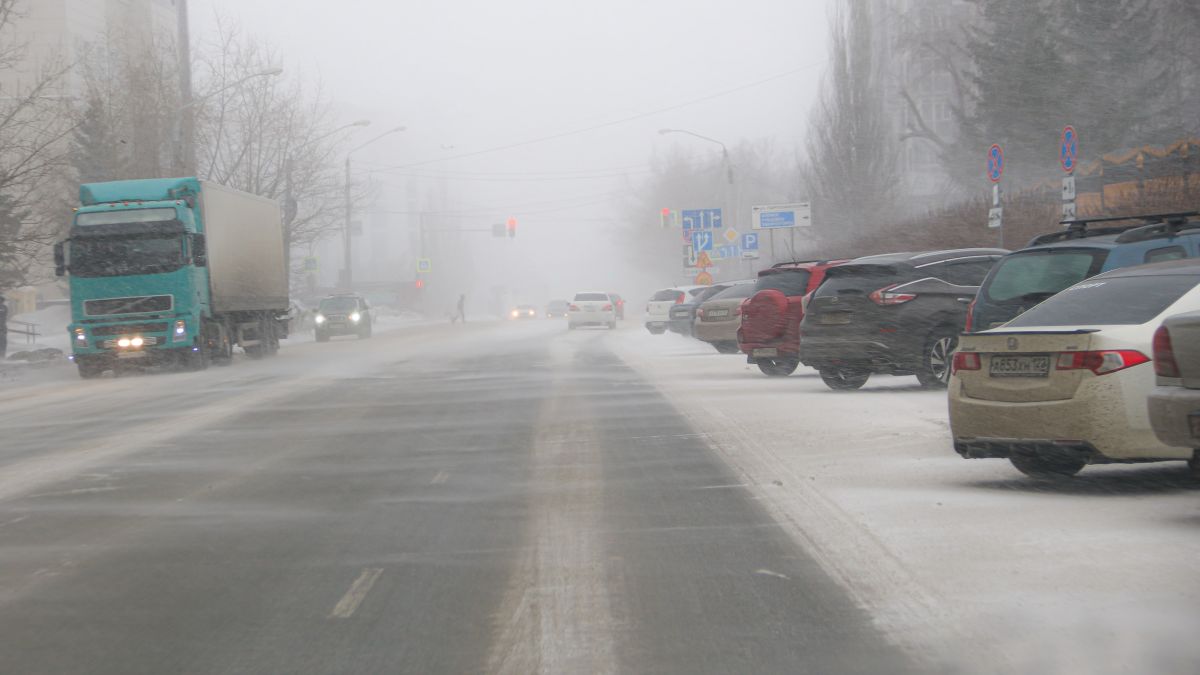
<box><xmin>948</xmin><ymin>377</ymin><xmax>1190</xmax><ymax>461</ymax></box>
<box><xmin>694</xmin><ymin>320</ymin><xmax>739</xmax><ymax>343</ymax></box>
<box><xmin>317</xmin><ymin>321</ymin><xmax>365</xmax><ymax>336</ymax></box>
<box><xmin>1147</xmin><ymin>386</ymin><xmax>1200</xmax><ymax>449</ymax></box>
<box><xmin>798</xmin><ymin>336</ymin><xmax>909</xmax><ymax>370</ymax></box>
<box><xmin>569</xmin><ymin>311</ymin><xmax>614</xmax><ymax>325</ymax></box>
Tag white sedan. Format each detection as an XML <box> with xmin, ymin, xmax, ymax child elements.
<box><xmin>949</xmin><ymin>259</ymin><xmax>1200</xmax><ymax>477</ymax></box>
<box><xmin>567</xmin><ymin>291</ymin><xmax>617</xmax><ymax>329</ymax></box>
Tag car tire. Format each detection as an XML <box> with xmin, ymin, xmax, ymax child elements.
<box><xmin>819</xmin><ymin>367</ymin><xmax>870</xmax><ymax>390</ymax></box>
<box><xmin>1187</xmin><ymin>450</ymin><xmax>1200</xmax><ymax>479</ymax></box>
<box><xmin>607</xmin><ymin>321</ymin><xmax>617</xmax><ymax>329</ymax></box>
<box><xmin>568</xmin><ymin>323</ymin><xmax>577</xmax><ymax>330</ymax></box>
<box><xmin>758</xmin><ymin>357</ymin><xmax>800</xmax><ymax>377</ymax></box>
<box><xmin>916</xmin><ymin>330</ymin><xmax>958</xmax><ymax>388</ymax></box>
<box><xmin>647</xmin><ymin>326</ymin><xmax>665</xmax><ymax>335</ymax></box>
<box><xmin>715</xmin><ymin>342</ymin><xmax>741</xmax><ymax>354</ymax></box>
<box><xmin>1010</xmin><ymin>454</ymin><xmax>1085</xmax><ymax>478</ymax></box>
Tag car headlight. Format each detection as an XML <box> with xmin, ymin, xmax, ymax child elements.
<box><xmin>350</xmin><ymin>312</ymin><xmax>361</xmax><ymax>322</ymax></box>
<box><xmin>511</xmin><ymin>310</ymin><xmax>519</xmax><ymax>318</ymax></box>
<box><xmin>315</xmin><ymin>314</ymin><xmax>326</xmax><ymax>324</ymax></box>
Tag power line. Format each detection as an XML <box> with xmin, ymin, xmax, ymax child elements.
<box><xmin>364</xmin><ymin>62</ymin><xmax>823</xmax><ymax>173</ymax></box>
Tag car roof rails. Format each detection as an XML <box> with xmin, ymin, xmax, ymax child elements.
<box><xmin>1113</xmin><ymin>211</ymin><xmax>1200</xmax><ymax>244</ymax></box>
<box><xmin>770</xmin><ymin>259</ymin><xmax>827</xmax><ymax>268</ymax></box>
<box><xmin>1028</xmin><ymin>211</ymin><xmax>1200</xmax><ymax>247</ymax></box>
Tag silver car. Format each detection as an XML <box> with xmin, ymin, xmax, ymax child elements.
<box><xmin>1147</xmin><ymin>309</ymin><xmax>1200</xmax><ymax>475</ymax></box>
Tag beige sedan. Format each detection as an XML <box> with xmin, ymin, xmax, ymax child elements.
<box><xmin>693</xmin><ymin>281</ymin><xmax>758</xmax><ymax>353</ymax></box>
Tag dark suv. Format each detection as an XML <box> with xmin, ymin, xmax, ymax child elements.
<box><xmin>970</xmin><ymin>213</ymin><xmax>1200</xmax><ymax>332</ymax></box>
<box><xmin>800</xmin><ymin>249</ymin><xmax>1006</xmax><ymax>389</ymax></box>
<box><xmin>737</xmin><ymin>260</ymin><xmax>847</xmax><ymax>376</ymax></box>
<box><xmin>314</xmin><ymin>294</ymin><xmax>373</xmax><ymax>341</ymax></box>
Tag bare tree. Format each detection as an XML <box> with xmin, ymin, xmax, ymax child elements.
<box><xmin>193</xmin><ymin>20</ymin><xmax>364</xmax><ymax>276</ymax></box>
<box><xmin>0</xmin><ymin>0</ymin><xmax>75</xmax><ymax>292</ymax></box>
<box><xmin>802</xmin><ymin>0</ymin><xmax>900</xmax><ymax>240</ymax></box>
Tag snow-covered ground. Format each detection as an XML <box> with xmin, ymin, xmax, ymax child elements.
<box><xmin>610</xmin><ymin>326</ymin><xmax>1200</xmax><ymax>675</ymax></box>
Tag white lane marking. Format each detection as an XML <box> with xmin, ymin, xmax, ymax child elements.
<box><xmin>431</xmin><ymin>470</ymin><xmax>450</xmax><ymax>485</ymax></box>
<box><xmin>330</xmin><ymin>567</ymin><xmax>384</xmax><ymax>619</ymax></box>
<box><xmin>696</xmin><ymin>483</ymin><xmax>749</xmax><ymax>490</ymax></box>
<box><xmin>0</xmin><ymin>515</ymin><xmax>28</xmax><ymax>528</ymax></box>
<box><xmin>755</xmin><ymin>568</ymin><xmax>791</xmax><ymax>580</ymax></box>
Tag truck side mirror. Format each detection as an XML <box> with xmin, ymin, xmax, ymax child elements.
<box><xmin>54</xmin><ymin>241</ymin><xmax>66</xmax><ymax>277</ymax></box>
<box><xmin>192</xmin><ymin>234</ymin><xmax>207</xmax><ymax>267</ymax></box>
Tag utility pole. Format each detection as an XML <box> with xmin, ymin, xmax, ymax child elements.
<box><xmin>176</xmin><ymin>0</ymin><xmax>194</xmax><ymax>175</ymax></box>
<box><xmin>343</xmin><ymin>155</ymin><xmax>352</xmax><ymax>289</ymax></box>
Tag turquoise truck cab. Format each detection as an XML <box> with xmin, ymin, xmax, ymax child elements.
<box><xmin>56</xmin><ymin>177</ymin><xmax>288</xmax><ymax>378</ymax></box>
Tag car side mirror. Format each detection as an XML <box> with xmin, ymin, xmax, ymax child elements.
<box><xmin>192</xmin><ymin>234</ymin><xmax>207</xmax><ymax>267</ymax></box>
<box><xmin>53</xmin><ymin>241</ymin><xmax>66</xmax><ymax>276</ymax></box>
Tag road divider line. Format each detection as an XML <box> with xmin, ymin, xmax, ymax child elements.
<box><xmin>431</xmin><ymin>470</ymin><xmax>450</xmax><ymax>485</ymax></box>
<box><xmin>329</xmin><ymin>567</ymin><xmax>384</xmax><ymax>619</ymax></box>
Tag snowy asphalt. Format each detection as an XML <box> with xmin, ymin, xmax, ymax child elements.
<box><xmin>0</xmin><ymin>321</ymin><xmax>911</xmax><ymax>674</ymax></box>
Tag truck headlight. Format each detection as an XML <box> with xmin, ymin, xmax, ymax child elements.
<box><xmin>130</xmin><ymin>337</ymin><xmax>144</xmax><ymax>347</ymax></box>
<box><xmin>172</xmin><ymin>320</ymin><xmax>187</xmax><ymax>342</ymax></box>
<box><xmin>349</xmin><ymin>312</ymin><xmax>361</xmax><ymax>322</ymax></box>
<box><xmin>74</xmin><ymin>328</ymin><xmax>87</xmax><ymax>342</ymax></box>
<box><xmin>314</xmin><ymin>314</ymin><xmax>326</xmax><ymax>324</ymax></box>
<box><xmin>117</xmin><ymin>338</ymin><xmax>131</xmax><ymax>348</ymax></box>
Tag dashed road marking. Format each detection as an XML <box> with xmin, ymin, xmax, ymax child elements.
<box><xmin>329</xmin><ymin>567</ymin><xmax>384</xmax><ymax>619</ymax></box>
<box><xmin>431</xmin><ymin>470</ymin><xmax>450</xmax><ymax>485</ymax></box>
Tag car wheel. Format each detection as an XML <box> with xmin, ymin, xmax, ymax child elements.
<box><xmin>1187</xmin><ymin>450</ymin><xmax>1200</xmax><ymax>479</ymax></box>
<box><xmin>1010</xmin><ymin>454</ymin><xmax>1085</xmax><ymax>478</ymax></box>
<box><xmin>916</xmin><ymin>330</ymin><xmax>958</xmax><ymax>388</ymax></box>
<box><xmin>568</xmin><ymin>323</ymin><xmax>577</xmax><ymax>330</ymax></box>
<box><xmin>647</xmin><ymin>325</ymin><xmax>665</xmax><ymax>335</ymax></box>
<box><xmin>819</xmin><ymin>367</ymin><xmax>870</xmax><ymax>390</ymax></box>
<box><xmin>758</xmin><ymin>357</ymin><xmax>800</xmax><ymax>377</ymax></box>
<box><xmin>715</xmin><ymin>342</ymin><xmax>741</xmax><ymax>354</ymax></box>
<box><xmin>607</xmin><ymin>321</ymin><xmax>617</xmax><ymax>329</ymax></box>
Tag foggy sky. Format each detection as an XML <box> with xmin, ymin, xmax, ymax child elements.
<box><xmin>194</xmin><ymin>0</ymin><xmax>829</xmax><ymax>306</ymax></box>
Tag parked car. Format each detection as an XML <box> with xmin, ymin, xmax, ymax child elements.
<box><xmin>668</xmin><ymin>281</ymin><xmax>753</xmax><ymax>337</ymax></box>
<box><xmin>969</xmin><ymin>212</ymin><xmax>1200</xmax><ymax>332</ymax></box>
<box><xmin>314</xmin><ymin>293</ymin><xmax>373</xmax><ymax>342</ymax></box>
<box><xmin>509</xmin><ymin>304</ymin><xmax>538</xmax><ymax>319</ymax></box>
<box><xmin>568</xmin><ymin>291</ymin><xmax>616</xmax><ymax>329</ymax></box>
<box><xmin>801</xmin><ymin>249</ymin><xmax>1006</xmax><ymax>389</ymax></box>
<box><xmin>608</xmin><ymin>293</ymin><xmax>626</xmax><ymax>320</ymax></box>
<box><xmin>950</xmin><ymin>259</ymin><xmax>1200</xmax><ymax>477</ymax></box>
<box><xmin>546</xmin><ymin>299</ymin><xmax>570</xmax><ymax>318</ymax></box>
<box><xmin>694</xmin><ymin>282</ymin><xmax>760</xmax><ymax>353</ymax></box>
<box><xmin>645</xmin><ymin>286</ymin><xmax>706</xmax><ymax>335</ymax></box>
<box><xmin>738</xmin><ymin>260</ymin><xmax>848</xmax><ymax>376</ymax></box>
<box><xmin>1147</xmin><ymin>309</ymin><xmax>1200</xmax><ymax>475</ymax></box>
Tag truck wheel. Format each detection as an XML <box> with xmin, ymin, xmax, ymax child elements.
<box><xmin>916</xmin><ymin>330</ymin><xmax>958</xmax><ymax>388</ymax></box>
<box><xmin>183</xmin><ymin>344</ymin><xmax>209</xmax><ymax>371</ymax></box>
<box><xmin>76</xmin><ymin>360</ymin><xmax>105</xmax><ymax>379</ymax></box>
<box><xmin>1010</xmin><ymin>454</ymin><xmax>1085</xmax><ymax>478</ymax></box>
<box><xmin>819</xmin><ymin>367</ymin><xmax>869</xmax><ymax>390</ymax></box>
<box><xmin>758</xmin><ymin>357</ymin><xmax>800</xmax><ymax>377</ymax></box>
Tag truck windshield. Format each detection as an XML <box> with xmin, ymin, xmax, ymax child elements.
<box><xmin>70</xmin><ymin>236</ymin><xmax>185</xmax><ymax>277</ymax></box>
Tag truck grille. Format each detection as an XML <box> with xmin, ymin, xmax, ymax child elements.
<box><xmin>99</xmin><ymin>336</ymin><xmax>161</xmax><ymax>349</ymax></box>
<box><xmin>91</xmin><ymin>322</ymin><xmax>169</xmax><ymax>336</ymax></box>
<box><xmin>84</xmin><ymin>295</ymin><xmax>173</xmax><ymax>316</ymax></box>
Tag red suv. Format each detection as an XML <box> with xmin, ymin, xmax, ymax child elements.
<box><xmin>738</xmin><ymin>260</ymin><xmax>847</xmax><ymax>376</ymax></box>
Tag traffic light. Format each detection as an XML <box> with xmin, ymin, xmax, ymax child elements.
<box><xmin>414</xmin><ymin>279</ymin><xmax>425</xmax><ymax>290</ymax></box>
<box><xmin>506</xmin><ymin>216</ymin><xmax>517</xmax><ymax>238</ymax></box>
<box><xmin>660</xmin><ymin>208</ymin><xmax>673</xmax><ymax>228</ymax></box>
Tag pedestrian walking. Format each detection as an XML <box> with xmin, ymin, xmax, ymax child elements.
<box><xmin>0</xmin><ymin>295</ymin><xmax>8</xmax><ymax>360</ymax></box>
<box><xmin>456</xmin><ymin>294</ymin><xmax>466</xmax><ymax>324</ymax></box>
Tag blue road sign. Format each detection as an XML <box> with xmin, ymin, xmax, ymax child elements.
<box><xmin>715</xmin><ymin>244</ymin><xmax>740</xmax><ymax>259</ymax></box>
<box><xmin>1061</xmin><ymin>125</ymin><xmax>1078</xmax><ymax>173</ymax></box>
<box><xmin>681</xmin><ymin>208</ymin><xmax>723</xmax><ymax>231</ymax></box>
<box><xmin>692</xmin><ymin>230</ymin><xmax>713</xmax><ymax>252</ymax></box>
<box><xmin>742</xmin><ymin>232</ymin><xmax>759</xmax><ymax>251</ymax></box>
<box><xmin>987</xmin><ymin>144</ymin><xmax>1004</xmax><ymax>183</ymax></box>
<box><xmin>758</xmin><ymin>211</ymin><xmax>795</xmax><ymax>229</ymax></box>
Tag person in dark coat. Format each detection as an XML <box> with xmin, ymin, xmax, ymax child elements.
<box><xmin>456</xmin><ymin>294</ymin><xmax>466</xmax><ymax>324</ymax></box>
<box><xmin>0</xmin><ymin>296</ymin><xmax>8</xmax><ymax>359</ymax></box>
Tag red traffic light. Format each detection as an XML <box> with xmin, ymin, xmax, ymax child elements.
<box><xmin>506</xmin><ymin>216</ymin><xmax>517</xmax><ymax>238</ymax></box>
<box><xmin>414</xmin><ymin>279</ymin><xmax>425</xmax><ymax>290</ymax></box>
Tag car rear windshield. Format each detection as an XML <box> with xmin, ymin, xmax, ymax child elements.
<box><xmin>574</xmin><ymin>293</ymin><xmax>609</xmax><ymax>301</ymax></box>
<box><xmin>651</xmin><ymin>289</ymin><xmax>682</xmax><ymax>301</ymax></box>
<box><xmin>755</xmin><ymin>270</ymin><xmax>812</xmax><ymax>296</ymax></box>
<box><xmin>812</xmin><ymin>265</ymin><xmax>898</xmax><ymax>297</ymax></box>
<box><xmin>983</xmin><ymin>248</ymin><xmax>1108</xmax><ymax>305</ymax></box>
<box><xmin>709</xmin><ymin>283</ymin><xmax>756</xmax><ymax>301</ymax></box>
<box><xmin>1005</xmin><ymin>274</ymin><xmax>1199</xmax><ymax>327</ymax></box>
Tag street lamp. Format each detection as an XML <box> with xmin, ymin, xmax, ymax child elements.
<box><xmin>343</xmin><ymin>125</ymin><xmax>406</xmax><ymax>289</ymax></box>
<box><xmin>176</xmin><ymin>66</ymin><xmax>283</xmax><ymax>174</ymax></box>
<box><xmin>658</xmin><ymin>128</ymin><xmax>733</xmax><ymax>185</ymax></box>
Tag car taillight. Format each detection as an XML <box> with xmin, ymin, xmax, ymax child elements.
<box><xmin>675</xmin><ymin>292</ymin><xmax>685</xmax><ymax>304</ymax></box>
<box><xmin>697</xmin><ymin>308</ymin><xmax>705</xmax><ymax>318</ymax></box>
<box><xmin>869</xmin><ymin>283</ymin><xmax>917</xmax><ymax>306</ymax></box>
<box><xmin>569</xmin><ymin>304</ymin><xmax>580</xmax><ymax>312</ymax></box>
<box><xmin>964</xmin><ymin>298</ymin><xmax>976</xmax><ymax>332</ymax></box>
<box><xmin>602</xmin><ymin>303</ymin><xmax>613</xmax><ymax>311</ymax></box>
<box><xmin>951</xmin><ymin>352</ymin><xmax>981</xmax><ymax>374</ymax></box>
<box><xmin>1055</xmin><ymin>350</ymin><xmax>1150</xmax><ymax>376</ymax></box>
<box><xmin>1152</xmin><ymin>325</ymin><xmax>1180</xmax><ymax>377</ymax></box>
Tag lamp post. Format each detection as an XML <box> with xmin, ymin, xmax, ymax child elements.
<box><xmin>176</xmin><ymin>66</ymin><xmax>283</xmax><ymax>175</ymax></box>
<box><xmin>342</xmin><ymin>125</ymin><xmax>406</xmax><ymax>289</ymax></box>
<box><xmin>658</xmin><ymin>128</ymin><xmax>733</xmax><ymax>185</ymax></box>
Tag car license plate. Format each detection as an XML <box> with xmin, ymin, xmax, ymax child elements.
<box><xmin>707</xmin><ymin>309</ymin><xmax>730</xmax><ymax>318</ymax></box>
<box><xmin>820</xmin><ymin>312</ymin><xmax>851</xmax><ymax>325</ymax></box>
<box><xmin>1189</xmin><ymin>412</ymin><xmax>1200</xmax><ymax>440</ymax></box>
<box><xmin>752</xmin><ymin>348</ymin><xmax>778</xmax><ymax>358</ymax></box>
<box><xmin>989</xmin><ymin>354</ymin><xmax>1051</xmax><ymax>378</ymax></box>
<box><xmin>117</xmin><ymin>350</ymin><xmax>147</xmax><ymax>359</ymax></box>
